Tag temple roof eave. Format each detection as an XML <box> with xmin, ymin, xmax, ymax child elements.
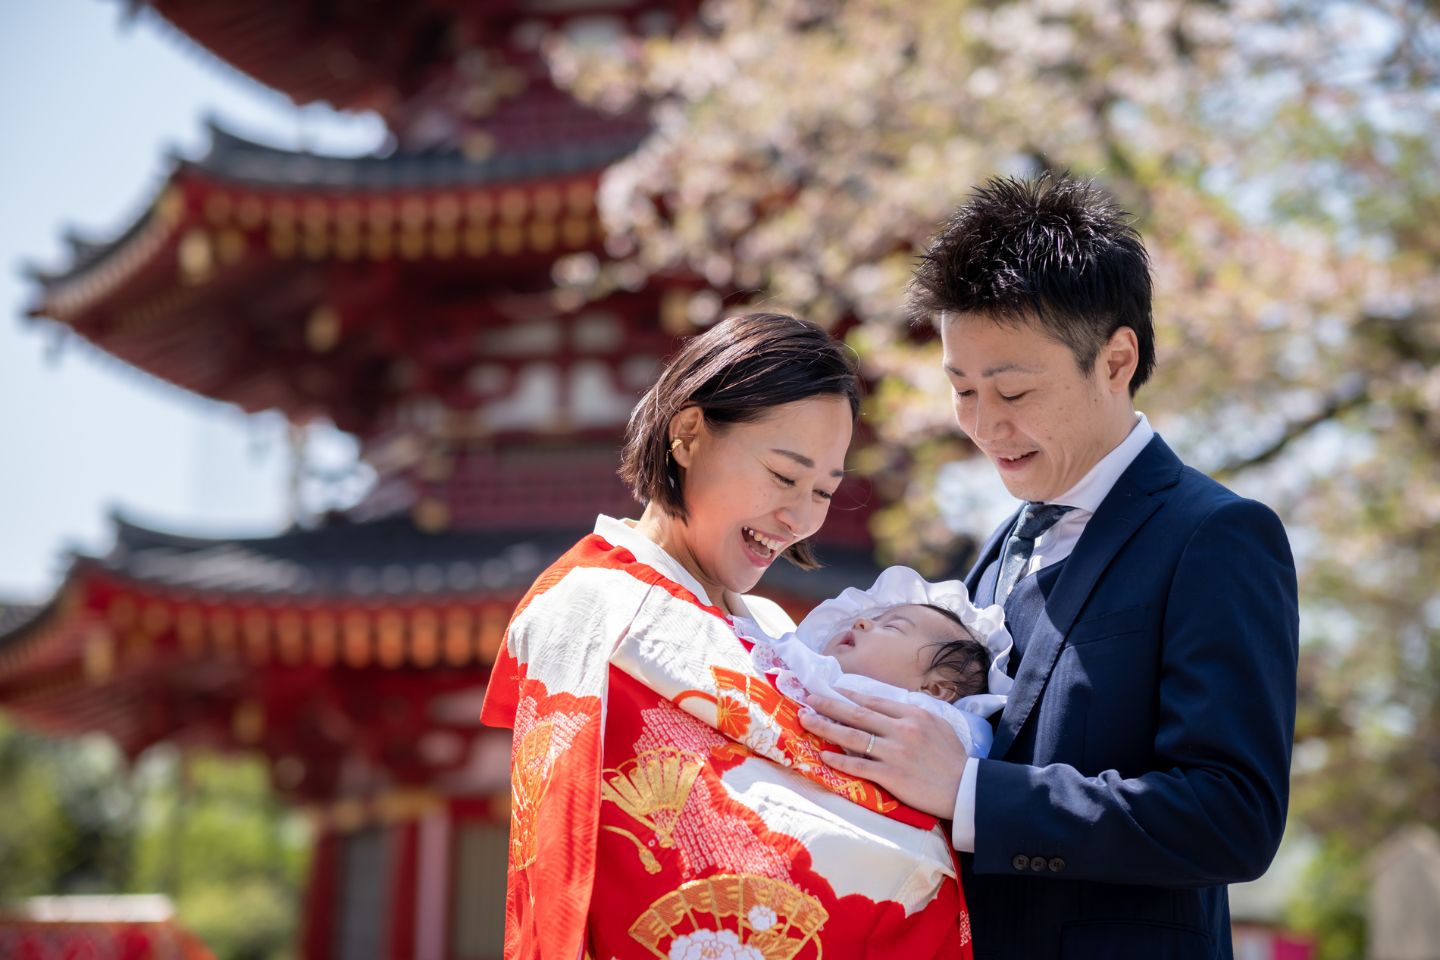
<box><xmin>0</xmin><ymin>509</ymin><xmax>879</xmax><ymax>778</ymax></box>
<box><xmin>98</xmin><ymin>513</ymin><xmax>881</xmax><ymax>602</ymax></box>
<box><xmin>28</xmin><ymin>121</ymin><xmax>639</xmax><ymax>303</ymax></box>
<box><xmin>0</xmin><ymin>511</ymin><xmax>883</xmax><ymax>658</ymax></box>
<box><xmin>141</xmin><ymin>0</ymin><xmax>460</xmax><ymax>115</ymax></box>
<box><xmin>0</xmin><ymin>600</ymin><xmax>58</xmax><ymax>654</ymax></box>
<box><xmin>190</xmin><ymin>123</ymin><xmax>645</xmax><ymax>191</ymax></box>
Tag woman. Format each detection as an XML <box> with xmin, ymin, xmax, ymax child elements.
<box><xmin>481</xmin><ymin>313</ymin><xmax>970</xmax><ymax>960</ymax></box>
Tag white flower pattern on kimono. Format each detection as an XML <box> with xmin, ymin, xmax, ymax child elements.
<box><xmin>744</xmin><ymin>705</ymin><xmax>784</xmax><ymax>763</ymax></box>
<box><xmin>746</xmin><ymin>905</ymin><xmax>778</xmax><ymax>932</ymax></box>
<box><xmin>668</xmin><ymin>929</ymin><xmax>765</xmax><ymax>960</ymax></box>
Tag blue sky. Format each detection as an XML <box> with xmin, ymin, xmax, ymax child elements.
<box><xmin>0</xmin><ymin>0</ymin><xmax>384</xmax><ymax>599</ymax></box>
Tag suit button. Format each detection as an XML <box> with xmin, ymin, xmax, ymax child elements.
<box><xmin>1029</xmin><ymin>856</ymin><xmax>1048</xmax><ymax>872</ymax></box>
<box><xmin>1048</xmin><ymin>857</ymin><xmax>1066</xmax><ymax>872</ymax></box>
<box><xmin>1012</xmin><ymin>854</ymin><xmax>1030</xmax><ymax>872</ymax></box>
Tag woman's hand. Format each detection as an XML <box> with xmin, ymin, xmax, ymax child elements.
<box><xmin>799</xmin><ymin>689</ymin><xmax>969</xmax><ymax>820</ymax></box>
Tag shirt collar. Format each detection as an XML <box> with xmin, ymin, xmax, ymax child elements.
<box><xmin>1049</xmin><ymin>412</ymin><xmax>1155</xmax><ymax>514</ymax></box>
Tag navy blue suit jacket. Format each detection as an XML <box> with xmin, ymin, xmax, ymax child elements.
<box><xmin>960</xmin><ymin>435</ymin><xmax>1299</xmax><ymax>959</ymax></box>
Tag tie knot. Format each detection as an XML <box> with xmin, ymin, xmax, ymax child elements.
<box><xmin>1015</xmin><ymin>502</ymin><xmax>1073</xmax><ymax>540</ymax></box>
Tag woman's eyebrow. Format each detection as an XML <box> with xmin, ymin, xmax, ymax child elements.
<box><xmin>771</xmin><ymin>448</ymin><xmax>846</xmax><ymax>478</ymax></box>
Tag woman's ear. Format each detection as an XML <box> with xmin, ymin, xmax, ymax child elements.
<box><xmin>667</xmin><ymin>406</ymin><xmax>704</xmax><ymax>469</ymax></box>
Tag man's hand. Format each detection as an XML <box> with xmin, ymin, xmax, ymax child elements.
<box><xmin>798</xmin><ymin>689</ymin><xmax>969</xmax><ymax>819</ymax></box>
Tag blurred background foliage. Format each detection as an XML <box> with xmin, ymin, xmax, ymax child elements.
<box><xmin>544</xmin><ymin>1</ymin><xmax>1440</xmax><ymax>956</ymax></box>
<box><xmin>0</xmin><ymin>715</ymin><xmax>307</xmax><ymax>960</ymax></box>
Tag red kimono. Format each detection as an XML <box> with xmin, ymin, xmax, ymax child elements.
<box><xmin>481</xmin><ymin>519</ymin><xmax>972</xmax><ymax>960</ymax></box>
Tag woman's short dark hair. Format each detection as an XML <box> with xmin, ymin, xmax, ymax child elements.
<box><xmin>619</xmin><ymin>311</ymin><xmax>860</xmax><ymax>569</ymax></box>
<box><xmin>906</xmin><ymin>172</ymin><xmax>1156</xmax><ymax>395</ymax></box>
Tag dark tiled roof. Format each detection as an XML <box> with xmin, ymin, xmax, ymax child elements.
<box><xmin>100</xmin><ymin>514</ymin><xmax>577</xmax><ymax>598</ymax></box>
<box><xmin>28</xmin><ymin>213</ymin><xmax>158</xmax><ymax>288</ymax></box>
<box><xmin>95</xmin><ymin>515</ymin><xmax>880</xmax><ymax>603</ymax></box>
<box><xmin>188</xmin><ymin>123</ymin><xmax>644</xmax><ymax>191</ymax></box>
<box><xmin>0</xmin><ymin>599</ymin><xmax>58</xmax><ymax>659</ymax></box>
<box><xmin>0</xmin><ymin>601</ymin><xmax>48</xmax><ymax>638</ymax></box>
<box><xmin>0</xmin><ymin>516</ymin><xmax>881</xmax><ymax>659</ymax></box>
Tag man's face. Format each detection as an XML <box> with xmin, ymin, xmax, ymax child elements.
<box><xmin>940</xmin><ymin>314</ymin><xmax>1131</xmax><ymax>503</ymax></box>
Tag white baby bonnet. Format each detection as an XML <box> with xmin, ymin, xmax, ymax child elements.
<box><xmin>752</xmin><ymin>565</ymin><xmax>1013</xmax><ymax>759</ymax></box>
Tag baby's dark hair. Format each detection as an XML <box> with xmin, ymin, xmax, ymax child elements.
<box><xmin>920</xmin><ymin>603</ymin><xmax>991</xmax><ymax>702</ymax></box>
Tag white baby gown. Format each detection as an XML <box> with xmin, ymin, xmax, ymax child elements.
<box><xmin>747</xmin><ymin>566</ymin><xmax>1013</xmax><ymax>760</ymax></box>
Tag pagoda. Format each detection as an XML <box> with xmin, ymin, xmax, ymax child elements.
<box><xmin>0</xmin><ymin>3</ymin><xmax>880</xmax><ymax>958</ymax></box>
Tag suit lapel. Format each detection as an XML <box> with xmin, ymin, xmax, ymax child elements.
<box><xmin>991</xmin><ymin>436</ymin><xmax>1183</xmax><ymax>759</ymax></box>
<box><xmin>965</xmin><ymin>507</ymin><xmax>1018</xmax><ymax>596</ymax></box>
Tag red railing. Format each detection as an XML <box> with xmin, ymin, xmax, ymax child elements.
<box><xmin>0</xmin><ymin>898</ymin><xmax>215</xmax><ymax>960</ymax></box>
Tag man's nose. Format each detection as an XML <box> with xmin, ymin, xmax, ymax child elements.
<box><xmin>970</xmin><ymin>394</ymin><xmax>1008</xmax><ymax>441</ymax></box>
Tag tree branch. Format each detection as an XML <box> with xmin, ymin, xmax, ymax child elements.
<box><xmin>1213</xmin><ymin>382</ymin><xmax>1370</xmax><ymax>480</ymax></box>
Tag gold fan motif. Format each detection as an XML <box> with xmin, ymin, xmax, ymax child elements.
<box><xmin>510</xmin><ymin>716</ymin><xmax>587</xmax><ymax>869</ymax></box>
<box><xmin>629</xmin><ymin>873</ymin><xmax>828</xmax><ymax>960</ymax></box>
<box><xmin>601</xmin><ymin>747</ymin><xmax>706</xmax><ymax>849</ymax></box>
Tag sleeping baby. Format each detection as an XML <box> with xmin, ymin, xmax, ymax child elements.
<box><xmin>750</xmin><ymin>566</ymin><xmax>1013</xmax><ymax>759</ymax></box>
<box><xmin>823</xmin><ymin>602</ymin><xmax>992</xmax><ymax>702</ymax></box>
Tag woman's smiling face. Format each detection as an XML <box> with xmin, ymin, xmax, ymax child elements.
<box><xmin>665</xmin><ymin>395</ymin><xmax>854</xmax><ymax>603</ymax></box>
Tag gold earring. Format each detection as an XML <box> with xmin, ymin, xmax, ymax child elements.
<box><xmin>669</xmin><ymin>437</ymin><xmax>684</xmax><ymax>452</ymax></box>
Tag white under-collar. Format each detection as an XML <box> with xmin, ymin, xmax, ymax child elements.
<box><xmin>593</xmin><ymin>514</ymin><xmax>725</xmax><ymax>611</ymax></box>
<box><xmin>1050</xmin><ymin>412</ymin><xmax>1154</xmax><ymax>513</ymax></box>
<box><xmin>591</xmin><ymin>516</ymin><xmax>797</xmax><ymax>638</ymax></box>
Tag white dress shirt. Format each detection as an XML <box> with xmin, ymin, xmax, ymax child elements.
<box><xmin>951</xmin><ymin>412</ymin><xmax>1154</xmax><ymax>852</ymax></box>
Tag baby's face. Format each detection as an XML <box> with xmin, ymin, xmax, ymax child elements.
<box><xmin>821</xmin><ymin>603</ymin><xmax>956</xmax><ymax>695</ymax></box>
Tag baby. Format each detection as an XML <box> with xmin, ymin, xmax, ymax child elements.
<box><xmin>752</xmin><ymin>566</ymin><xmax>1013</xmax><ymax>759</ymax></box>
<box><xmin>822</xmin><ymin>603</ymin><xmax>992</xmax><ymax>702</ymax></box>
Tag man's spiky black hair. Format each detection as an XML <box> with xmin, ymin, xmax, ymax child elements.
<box><xmin>907</xmin><ymin>172</ymin><xmax>1155</xmax><ymax>394</ymax></box>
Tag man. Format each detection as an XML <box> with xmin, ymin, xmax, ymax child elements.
<box><xmin>801</xmin><ymin>173</ymin><xmax>1299</xmax><ymax>958</ymax></box>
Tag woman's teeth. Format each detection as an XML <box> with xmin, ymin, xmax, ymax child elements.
<box><xmin>743</xmin><ymin>527</ymin><xmax>784</xmax><ymax>556</ymax></box>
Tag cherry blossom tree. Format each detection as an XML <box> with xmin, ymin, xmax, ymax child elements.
<box><xmin>548</xmin><ymin>3</ymin><xmax>1439</xmax><ymax>952</ymax></box>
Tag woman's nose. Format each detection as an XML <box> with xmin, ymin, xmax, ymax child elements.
<box><xmin>775</xmin><ymin>499</ymin><xmax>814</xmax><ymax>539</ymax></box>
<box><xmin>780</xmin><ymin>494</ymin><xmax>828</xmax><ymax>540</ymax></box>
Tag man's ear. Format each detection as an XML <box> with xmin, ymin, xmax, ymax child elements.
<box><xmin>1101</xmin><ymin>327</ymin><xmax>1140</xmax><ymax>394</ymax></box>
<box><xmin>667</xmin><ymin>406</ymin><xmax>704</xmax><ymax>469</ymax></box>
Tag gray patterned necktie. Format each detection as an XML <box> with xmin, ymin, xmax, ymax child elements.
<box><xmin>995</xmin><ymin>503</ymin><xmax>1074</xmax><ymax>602</ymax></box>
